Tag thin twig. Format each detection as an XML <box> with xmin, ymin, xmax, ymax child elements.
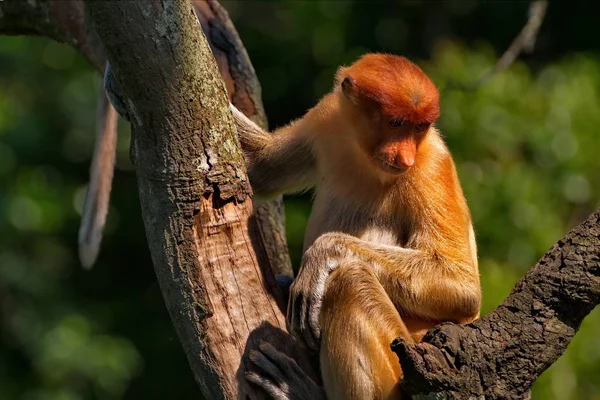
<box><xmin>449</xmin><ymin>0</ymin><xmax>548</xmax><ymax>90</ymax></box>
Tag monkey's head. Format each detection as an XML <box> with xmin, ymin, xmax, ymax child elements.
<box><xmin>337</xmin><ymin>54</ymin><xmax>440</xmax><ymax>174</ymax></box>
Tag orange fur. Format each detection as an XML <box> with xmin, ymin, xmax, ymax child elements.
<box><xmin>320</xmin><ymin>262</ymin><xmax>408</xmax><ymax>400</ymax></box>
<box><xmin>337</xmin><ymin>54</ymin><xmax>440</xmax><ymax>124</ymax></box>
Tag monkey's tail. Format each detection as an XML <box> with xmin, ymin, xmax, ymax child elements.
<box><xmin>78</xmin><ymin>87</ymin><xmax>119</xmax><ymax>269</ymax></box>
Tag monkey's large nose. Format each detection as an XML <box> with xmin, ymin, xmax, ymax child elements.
<box><xmin>394</xmin><ymin>136</ymin><xmax>417</xmax><ymax>167</ymax></box>
<box><xmin>396</xmin><ymin>151</ymin><xmax>415</xmax><ymax>167</ymax></box>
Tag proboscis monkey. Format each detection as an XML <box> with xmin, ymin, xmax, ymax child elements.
<box><xmin>234</xmin><ymin>54</ymin><xmax>481</xmax><ymax>399</ymax></box>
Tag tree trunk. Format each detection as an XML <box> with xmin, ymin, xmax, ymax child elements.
<box><xmin>81</xmin><ymin>1</ymin><xmax>308</xmax><ymax>398</ymax></box>
<box><xmin>1</xmin><ymin>0</ymin><xmax>307</xmax><ymax>397</ymax></box>
<box><xmin>193</xmin><ymin>0</ymin><xmax>293</xmax><ymax>279</ymax></box>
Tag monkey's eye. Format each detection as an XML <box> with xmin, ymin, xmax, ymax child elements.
<box><xmin>389</xmin><ymin>118</ymin><xmax>403</xmax><ymax>128</ymax></box>
<box><xmin>415</xmin><ymin>123</ymin><xmax>430</xmax><ymax>132</ymax></box>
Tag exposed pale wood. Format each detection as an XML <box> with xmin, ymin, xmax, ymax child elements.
<box><xmin>194</xmin><ymin>0</ymin><xmax>293</xmax><ymax>278</ymax></box>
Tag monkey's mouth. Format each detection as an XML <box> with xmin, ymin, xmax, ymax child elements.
<box><xmin>376</xmin><ymin>158</ymin><xmax>407</xmax><ymax>175</ymax></box>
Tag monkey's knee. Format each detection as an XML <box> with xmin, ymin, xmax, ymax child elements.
<box><xmin>321</xmin><ymin>261</ymin><xmax>375</xmax><ymax>308</ymax></box>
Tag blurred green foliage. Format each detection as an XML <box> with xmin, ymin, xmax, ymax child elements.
<box><xmin>1</xmin><ymin>1</ymin><xmax>599</xmax><ymax>399</ymax></box>
<box><xmin>429</xmin><ymin>43</ymin><xmax>600</xmax><ymax>399</ymax></box>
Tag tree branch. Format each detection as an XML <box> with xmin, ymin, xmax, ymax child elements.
<box><xmin>393</xmin><ymin>209</ymin><xmax>600</xmax><ymax>399</ymax></box>
<box><xmin>0</xmin><ymin>0</ymin><xmax>105</xmax><ymax>73</ymax></box>
<box><xmin>2</xmin><ymin>0</ymin><xmax>306</xmax><ymax>396</ymax></box>
<box><xmin>449</xmin><ymin>0</ymin><xmax>548</xmax><ymax>90</ymax></box>
<box><xmin>8</xmin><ymin>2</ymin><xmax>595</xmax><ymax>399</ymax></box>
<box><xmin>481</xmin><ymin>0</ymin><xmax>548</xmax><ymax>83</ymax></box>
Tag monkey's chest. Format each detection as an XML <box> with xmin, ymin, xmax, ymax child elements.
<box><xmin>357</xmin><ymin>227</ymin><xmax>402</xmax><ymax>247</ymax></box>
<box><xmin>304</xmin><ymin>200</ymin><xmax>407</xmax><ymax>250</ymax></box>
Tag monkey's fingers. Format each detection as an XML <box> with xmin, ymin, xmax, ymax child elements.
<box><xmin>288</xmin><ymin>292</ymin><xmax>310</xmax><ymax>349</ymax></box>
<box><xmin>286</xmin><ymin>289</ymin><xmax>300</xmax><ymax>336</ymax></box>
<box><xmin>248</xmin><ymin>343</ymin><xmax>325</xmax><ymax>400</ymax></box>
<box><xmin>245</xmin><ymin>372</ymin><xmax>287</xmax><ymax>400</ymax></box>
<box><xmin>258</xmin><ymin>342</ymin><xmax>306</xmax><ymax>377</ymax></box>
<box><xmin>301</xmin><ymin>298</ymin><xmax>320</xmax><ymax>350</ymax></box>
<box><xmin>78</xmin><ymin>87</ymin><xmax>118</xmax><ymax>269</ymax></box>
<box><xmin>298</xmin><ymin>295</ymin><xmax>320</xmax><ymax>350</ymax></box>
<box><xmin>287</xmin><ymin>282</ymin><xmax>321</xmax><ymax>351</ymax></box>
<box><xmin>249</xmin><ymin>349</ymin><xmax>287</xmax><ymax>384</ymax></box>
<box><xmin>307</xmin><ymin>297</ymin><xmax>322</xmax><ymax>347</ymax></box>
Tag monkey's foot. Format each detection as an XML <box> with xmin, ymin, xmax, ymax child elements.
<box><xmin>246</xmin><ymin>342</ymin><xmax>325</xmax><ymax>400</ymax></box>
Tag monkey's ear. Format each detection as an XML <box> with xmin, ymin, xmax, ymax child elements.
<box><xmin>341</xmin><ymin>76</ymin><xmax>357</xmax><ymax>100</ymax></box>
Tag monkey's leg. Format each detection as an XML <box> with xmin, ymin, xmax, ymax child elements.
<box><xmin>288</xmin><ymin>232</ymin><xmax>480</xmax><ymax>348</ymax></box>
<box><xmin>320</xmin><ymin>261</ymin><xmax>413</xmax><ymax>400</ymax></box>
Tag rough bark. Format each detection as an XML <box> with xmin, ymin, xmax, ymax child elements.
<box><xmin>393</xmin><ymin>209</ymin><xmax>600</xmax><ymax>399</ymax></box>
<box><xmin>193</xmin><ymin>0</ymin><xmax>292</xmax><ymax>278</ymax></box>
<box><xmin>84</xmin><ymin>1</ymin><xmax>310</xmax><ymax>399</ymax></box>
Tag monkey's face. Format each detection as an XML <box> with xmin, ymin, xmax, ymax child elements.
<box><xmin>343</xmin><ymin>99</ymin><xmax>432</xmax><ymax>175</ymax></box>
<box><xmin>338</xmin><ymin>53</ymin><xmax>440</xmax><ymax>175</ymax></box>
<box><xmin>372</xmin><ymin>118</ymin><xmax>430</xmax><ymax>174</ymax></box>
<box><xmin>341</xmin><ymin>85</ymin><xmax>433</xmax><ymax>175</ymax></box>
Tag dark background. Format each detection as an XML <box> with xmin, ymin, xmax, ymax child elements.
<box><xmin>1</xmin><ymin>1</ymin><xmax>600</xmax><ymax>399</ymax></box>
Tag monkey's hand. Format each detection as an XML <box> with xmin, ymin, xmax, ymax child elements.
<box><xmin>246</xmin><ymin>342</ymin><xmax>325</xmax><ymax>400</ymax></box>
<box><xmin>287</xmin><ymin>233</ymin><xmax>348</xmax><ymax>350</ymax></box>
<box><xmin>229</xmin><ymin>103</ymin><xmax>318</xmax><ymax>198</ymax></box>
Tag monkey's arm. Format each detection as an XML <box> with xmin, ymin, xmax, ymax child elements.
<box><xmin>230</xmin><ymin>105</ymin><xmax>318</xmax><ymax>198</ymax></box>
<box><xmin>288</xmin><ymin>232</ymin><xmax>480</xmax><ymax>349</ymax></box>
<box><xmin>246</xmin><ymin>342</ymin><xmax>325</xmax><ymax>400</ymax></box>
<box><xmin>107</xmin><ymin>60</ymin><xmax>318</xmax><ymax>198</ymax></box>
